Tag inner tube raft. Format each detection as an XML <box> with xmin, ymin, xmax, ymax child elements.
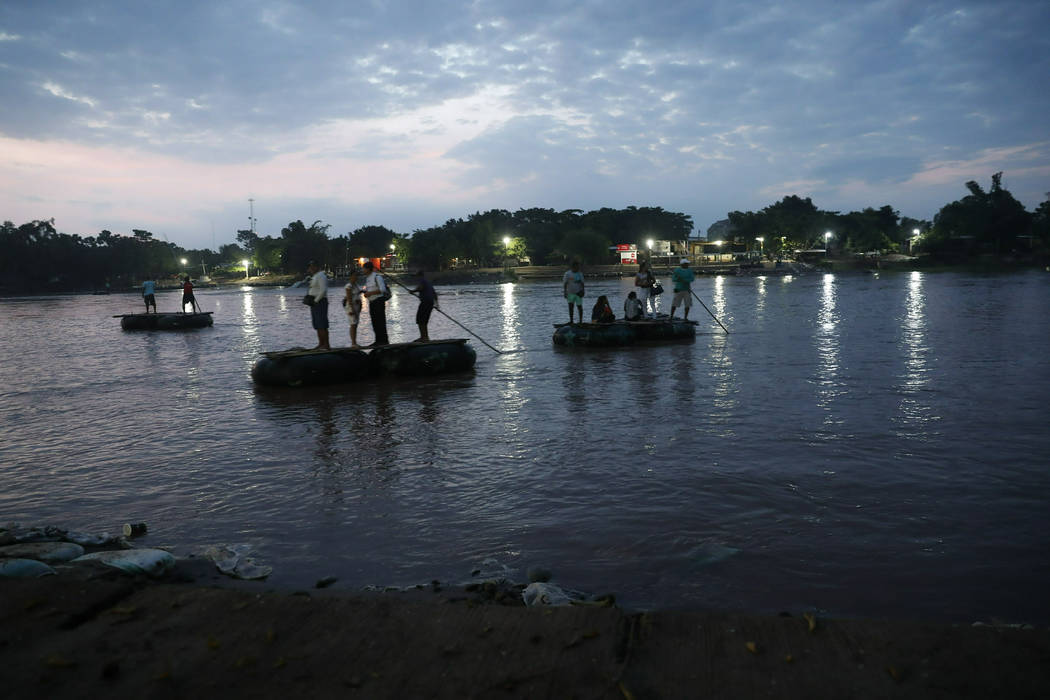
<box><xmin>120</xmin><ymin>312</ymin><xmax>213</xmax><ymax>330</ymax></box>
<box><xmin>370</xmin><ymin>339</ymin><xmax>477</xmax><ymax>376</ymax></box>
<box><xmin>552</xmin><ymin>320</ymin><xmax>695</xmax><ymax>347</ymax></box>
<box><xmin>251</xmin><ymin>348</ymin><xmax>371</xmax><ymax>387</ymax></box>
<box><xmin>252</xmin><ymin>339</ymin><xmax>476</xmax><ymax>387</ymax></box>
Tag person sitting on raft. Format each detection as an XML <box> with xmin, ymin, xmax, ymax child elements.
<box><xmin>591</xmin><ymin>295</ymin><xmax>615</xmax><ymax>323</ymax></box>
<box><xmin>623</xmin><ymin>291</ymin><xmax>643</xmax><ymax>321</ymax></box>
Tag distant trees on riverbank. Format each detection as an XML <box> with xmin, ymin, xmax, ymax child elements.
<box><xmin>4</xmin><ymin>174</ymin><xmax>1048</xmax><ymax>292</ymax></box>
<box><xmin>724</xmin><ymin>173</ymin><xmax>1048</xmax><ymax>261</ymax></box>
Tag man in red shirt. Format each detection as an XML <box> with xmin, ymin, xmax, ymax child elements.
<box><xmin>182</xmin><ymin>276</ymin><xmax>201</xmax><ymax>313</ymax></box>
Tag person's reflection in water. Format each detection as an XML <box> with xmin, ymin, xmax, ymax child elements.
<box><xmin>353</xmin><ymin>383</ymin><xmax>399</xmax><ymax>473</ymax></box>
<box><xmin>415</xmin><ymin>382</ymin><xmax>441</xmax><ymax>467</ymax></box>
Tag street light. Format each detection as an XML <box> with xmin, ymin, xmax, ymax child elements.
<box><xmin>824</xmin><ymin>231</ymin><xmax>832</xmax><ymax>258</ymax></box>
<box><xmin>180</xmin><ymin>257</ymin><xmax>188</xmax><ymax>266</ymax></box>
<box><xmin>241</xmin><ymin>259</ymin><xmax>250</xmax><ymax>279</ymax></box>
<box><xmin>755</xmin><ymin>237</ymin><xmax>764</xmax><ymax>255</ymax></box>
<box><xmin>503</xmin><ymin>236</ymin><xmax>511</xmax><ymax>247</ymax></box>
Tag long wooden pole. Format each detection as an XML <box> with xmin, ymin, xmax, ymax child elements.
<box><xmin>386</xmin><ymin>274</ymin><xmax>504</xmax><ymax>354</ymax></box>
<box><xmin>659</xmin><ymin>263</ymin><xmax>730</xmax><ymax>335</ymax></box>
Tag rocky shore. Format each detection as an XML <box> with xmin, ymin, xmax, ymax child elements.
<box><xmin>3</xmin><ymin>524</ymin><xmax>1048</xmax><ymax>699</ymax></box>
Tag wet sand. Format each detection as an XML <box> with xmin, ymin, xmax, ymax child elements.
<box><xmin>3</xmin><ymin>562</ymin><xmax>1048</xmax><ymax>699</ymax></box>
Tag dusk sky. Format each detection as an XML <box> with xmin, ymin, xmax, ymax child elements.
<box><xmin>2</xmin><ymin>0</ymin><xmax>1048</xmax><ymax>250</ymax></box>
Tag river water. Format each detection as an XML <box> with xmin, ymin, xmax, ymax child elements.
<box><xmin>2</xmin><ymin>269</ymin><xmax>1048</xmax><ymax>623</ymax></box>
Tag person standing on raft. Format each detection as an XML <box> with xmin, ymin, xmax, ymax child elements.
<box><xmin>181</xmin><ymin>276</ymin><xmax>201</xmax><ymax>313</ymax></box>
<box><xmin>669</xmin><ymin>258</ymin><xmax>696</xmax><ymax>321</ymax></box>
<box><xmin>635</xmin><ymin>261</ymin><xmax>656</xmax><ymax>318</ymax></box>
<box><xmin>562</xmin><ymin>260</ymin><xmax>585</xmax><ymax>324</ymax></box>
<box><xmin>361</xmin><ymin>260</ymin><xmax>390</xmax><ymax>346</ymax></box>
<box><xmin>142</xmin><ymin>276</ymin><xmax>157</xmax><ymax>313</ymax></box>
<box><xmin>409</xmin><ymin>270</ymin><xmax>438</xmax><ymax>342</ymax></box>
<box><xmin>306</xmin><ymin>261</ymin><xmax>330</xmax><ymax>350</ymax></box>
<box><xmin>342</xmin><ymin>268</ymin><xmax>364</xmax><ymax>348</ymax></box>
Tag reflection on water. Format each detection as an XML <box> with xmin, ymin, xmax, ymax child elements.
<box><xmin>897</xmin><ymin>271</ymin><xmax>934</xmax><ymax>432</ymax></box>
<box><xmin>712</xmin><ymin>274</ymin><xmax>727</xmax><ymax>322</ymax></box>
<box><xmin>815</xmin><ymin>273</ymin><xmax>841</xmax><ymax>422</ymax></box>
<box><xmin>755</xmin><ymin>275</ymin><xmax>766</xmax><ymax>319</ymax></box>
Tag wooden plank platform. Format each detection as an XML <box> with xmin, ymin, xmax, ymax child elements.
<box><xmin>113</xmin><ymin>311</ymin><xmax>213</xmax><ymax>318</ymax></box>
<box><xmin>553</xmin><ymin>319</ymin><xmax>697</xmax><ymax>328</ymax></box>
<box><xmin>262</xmin><ymin>338</ymin><xmax>467</xmax><ymax>359</ymax></box>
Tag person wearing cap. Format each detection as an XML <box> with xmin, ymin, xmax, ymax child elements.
<box><xmin>409</xmin><ymin>269</ymin><xmax>438</xmax><ymax>342</ymax></box>
<box><xmin>361</xmin><ymin>260</ymin><xmax>390</xmax><ymax>346</ymax></box>
<box><xmin>669</xmin><ymin>257</ymin><xmax>695</xmax><ymax>321</ymax></box>
<box><xmin>306</xmin><ymin>261</ymin><xmax>330</xmax><ymax>350</ymax></box>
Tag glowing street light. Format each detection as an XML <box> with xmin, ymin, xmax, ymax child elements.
<box><xmin>241</xmin><ymin>259</ymin><xmax>250</xmax><ymax>279</ymax></box>
<box><xmin>824</xmin><ymin>231</ymin><xmax>832</xmax><ymax>258</ymax></box>
<box><xmin>755</xmin><ymin>236</ymin><xmax>764</xmax><ymax>254</ymax></box>
<box><xmin>503</xmin><ymin>236</ymin><xmax>511</xmax><ymax>247</ymax></box>
<box><xmin>180</xmin><ymin>257</ymin><xmax>188</xmax><ymax>266</ymax></box>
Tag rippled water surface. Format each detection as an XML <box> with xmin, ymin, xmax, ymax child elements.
<box><xmin>2</xmin><ymin>270</ymin><xmax>1048</xmax><ymax>622</ymax></box>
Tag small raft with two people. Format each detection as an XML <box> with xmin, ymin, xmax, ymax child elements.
<box><xmin>117</xmin><ymin>312</ymin><xmax>214</xmax><ymax>331</ymax></box>
<box><xmin>552</xmin><ymin>317</ymin><xmax>697</xmax><ymax>348</ymax></box>
<box><xmin>251</xmin><ymin>338</ymin><xmax>477</xmax><ymax>387</ymax></box>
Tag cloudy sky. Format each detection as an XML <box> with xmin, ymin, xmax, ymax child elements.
<box><xmin>2</xmin><ymin>0</ymin><xmax>1048</xmax><ymax>250</ymax></box>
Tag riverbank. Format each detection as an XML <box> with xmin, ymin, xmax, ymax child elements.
<box><xmin>3</xmin><ymin>563</ymin><xmax>1048</xmax><ymax>699</ymax></box>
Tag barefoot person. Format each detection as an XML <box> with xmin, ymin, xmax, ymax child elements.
<box><xmin>181</xmin><ymin>276</ymin><xmax>201</xmax><ymax>313</ymax></box>
<box><xmin>410</xmin><ymin>270</ymin><xmax>438</xmax><ymax>342</ymax></box>
<box><xmin>342</xmin><ymin>268</ymin><xmax>364</xmax><ymax>348</ymax></box>
<box><xmin>142</xmin><ymin>275</ymin><xmax>157</xmax><ymax>313</ymax></box>
<box><xmin>562</xmin><ymin>260</ymin><xmax>585</xmax><ymax>324</ymax></box>
<box><xmin>306</xmin><ymin>261</ymin><xmax>330</xmax><ymax>350</ymax></box>
<box><xmin>669</xmin><ymin>258</ymin><xmax>695</xmax><ymax>321</ymax></box>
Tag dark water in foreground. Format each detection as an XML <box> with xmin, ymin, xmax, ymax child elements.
<box><xmin>2</xmin><ymin>270</ymin><xmax>1048</xmax><ymax>622</ymax></box>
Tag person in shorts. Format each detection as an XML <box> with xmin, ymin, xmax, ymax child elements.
<box><xmin>142</xmin><ymin>276</ymin><xmax>157</xmax><ymax>313</ymax></box>
<box><xmin>562</xmin><ymin>260</ymin><xmax>585</xmax><ymax>324</ymax></box>
<box><xmin>669</xmin><ymin>258</ymin><xmax>696</xmax><ymax>321</ymax></box>
<box><xmin>410</xmin><ymin>270</ymin><xmax>438</xmax><ymax>342</ymax></box>
<box><xmin>181</xmin><ymin>276</ymin><xmax>201</xmax><ymax>313</ymax></box>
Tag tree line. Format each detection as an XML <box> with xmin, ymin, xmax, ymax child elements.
<box><xmin>726</xmin><ymin>174</ymin><xmax>1049</xmax><ymax>259</ymax></box>
<box><xmin>3</xmin><ymin>175</ymin><xmax>1048</xmax><ymax>291</ymax></box>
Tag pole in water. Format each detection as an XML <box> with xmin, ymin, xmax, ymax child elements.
<box><xmin>660</xmin><ymin>263</ymin><xmax>729</xmax><ymax>334</ymax></box>
<box><xmin>386</xmin><ymin>274</ymin><xmax>504</xmax><ymax>354</ymax></box>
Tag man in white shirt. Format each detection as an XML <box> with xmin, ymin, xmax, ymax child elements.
<box><xmin>361</xmin><ymin>260</ymin><xmax>390</xmax><ymax>346</ymax></box>
<box><xmin>306</xmin><ymin>261</ymin><xmax>330</xmax><ymax>350</ymax></box>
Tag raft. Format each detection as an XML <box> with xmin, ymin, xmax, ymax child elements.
<box><xmin>370</xmin><ymin>339</ymin><xmax>477</xmax><ymax>376</ymax></box>
<box><xmin>251</xmin><ymin>339</ymin><xmax>476</xmax><ymax>387</ymax></box>
<box><xmin>552</xmin><ymin>319</ymin><xmax>696</xmax><ymax>347</ymax></box>
<box><xmin>119</xmin><ymin>312</ymin><xmax>213</xmax><ymax>330</ymax></box>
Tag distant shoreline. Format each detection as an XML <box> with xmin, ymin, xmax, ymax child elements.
<box><xmin>2</xmin><ymin>256</ymin><xmax>1046</xmax><ymax>297</ymax></box>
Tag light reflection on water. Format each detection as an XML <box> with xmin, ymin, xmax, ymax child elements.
<box><xmin>2</xmin><ymin>270</ymin><xmax>1049</xmax><ymax>623</ymax></box>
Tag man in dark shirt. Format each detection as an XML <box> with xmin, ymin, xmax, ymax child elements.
<box><xmin>411</xmin><ymin>270</ymin><xmax>438</xmax><ymax>342</ymax></box>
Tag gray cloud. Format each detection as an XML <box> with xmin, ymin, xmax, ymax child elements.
<box><xmin>1</xmin><ymin>0</ymin><xmax>1048</xmax><ymax>245</ymax></box>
